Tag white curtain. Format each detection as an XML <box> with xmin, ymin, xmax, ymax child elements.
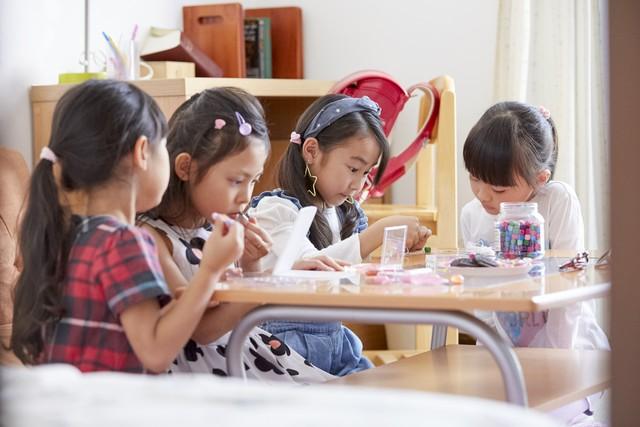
<box><xmin>495</xmin><ymin>0</ymin><xmax>609</xmax><ymax>249</ymax></box>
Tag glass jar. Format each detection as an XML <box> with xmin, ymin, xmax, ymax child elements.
<box><xmin>494</xmin><ymin>202</ymin><xmax>545</xmax><ymax>259</ymax></box>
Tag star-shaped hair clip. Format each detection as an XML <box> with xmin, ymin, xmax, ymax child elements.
<box><xmin>558</xmin><ymin>251</ymin><xmax>590</xmax><ymax>272</ymax></box>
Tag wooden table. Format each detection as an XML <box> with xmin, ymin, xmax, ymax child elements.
<box><xmin>213</xmin><ymin>252</ymin><xmax>610</xmax><ymax>407</ymax></box>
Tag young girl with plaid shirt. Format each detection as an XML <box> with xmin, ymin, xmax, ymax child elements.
<box><xmin>11</xmin><ymin>79</ymin><xmax>244</xmax><ymax>373</ymax></box>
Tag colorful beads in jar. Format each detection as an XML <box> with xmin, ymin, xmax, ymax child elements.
<box><xmin>494</xmin><ymin>202</ymin><xmax>545</xmax><ymax>259</ymax></box>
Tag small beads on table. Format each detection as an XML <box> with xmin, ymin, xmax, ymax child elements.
<box><xmin>497</xmin><ymin>220</ymin><xmax>543</xmax><ymax>259</ymax></box>
<box><xmin>450</xmin><ymin>274</ymin><xmax>465</xmax><ymax>285</ymax></box>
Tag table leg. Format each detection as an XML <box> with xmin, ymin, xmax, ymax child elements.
<box><xmin>430</xmin><ymin>324</ymin><xmax>448</xmax><ymax>349</ymax></box>
<box><xmin>226</xmin><ymin>305</ymin><xmax>528</xmax><ymax>407</ymax></box>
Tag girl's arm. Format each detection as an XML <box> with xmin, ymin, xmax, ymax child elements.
<box><xmin>142</xmin><ymin>223</ymin><xmax>259</xmax><ymax>346</ymax></box>
<box><xmin>119</xmin><ymin>217</ymin><xmax>244</xmax><ymax>372</ymax></box>
<box><xmin>250</xmin><ymin>197</ymin><xmax>430</xmax><ymax>267</ymax></box>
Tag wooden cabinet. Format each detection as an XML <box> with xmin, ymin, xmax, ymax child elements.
<box><xmin>30</xmin><ymin>78</ymin><xmax>334</xmax><ymax>195</ymax></box>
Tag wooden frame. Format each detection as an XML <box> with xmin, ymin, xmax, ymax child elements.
<box><xmin>361</xmin><ymin>75</ymin><xmax>458</xmax><ymax>248</ymax></box>
<box><xmin>359</xmin><ymin>75</ymin><xmax>459</xmax><ymax>352</ymax></box>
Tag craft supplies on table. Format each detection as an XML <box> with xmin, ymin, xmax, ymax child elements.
<box><xmin>494</xmin><ymin>202</ymin><xmax>545</xmax><ymax>259</ymax></box>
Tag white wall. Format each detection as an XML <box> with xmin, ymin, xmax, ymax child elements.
<box><xmin>0</xmin><ymin>0</ymin><xmax>498</xmax><ymax>221</ymax></box>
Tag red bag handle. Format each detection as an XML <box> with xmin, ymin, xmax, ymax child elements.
<box><xmin>360</xmin><ymin>82</ymin><xmax>440</xmax><ymax>201</ymax></box>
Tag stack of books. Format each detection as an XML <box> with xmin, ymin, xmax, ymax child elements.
<box><xmin>244</xmin><ymin>17</ymin><xmax>272</xmax><ymax>79</ymax></box>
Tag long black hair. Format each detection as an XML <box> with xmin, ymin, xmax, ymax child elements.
<box><xmin>11</xmin><ymin>79</ymin><xmax>167</xmax><ymax>364</ymax></box>
<box><xmin>277</xmin><ymin>94</ymin><xmax>389</xmax><ymax>249</ymax></box>
<box><xmin>144</xmin><ymin>87</ymin><xmax>270</xmax><ymax>224</ymax></box>
<box><xmin>463</xmin><ymin>101</ymin><xmax>558</xmax><ymax>187</ymax></box>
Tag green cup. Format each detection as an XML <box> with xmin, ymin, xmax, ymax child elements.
<box><xmin>58</xmin><ymin>72</ymin><xmax>107</xmax><ymax>84</ymax></box>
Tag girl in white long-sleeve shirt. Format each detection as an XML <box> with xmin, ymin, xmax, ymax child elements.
<box><xmin>460</xmin><ymin>101</ymin><xmax>608</xmax><ymax>425</ymax></box>
<box><xmin>249</xmin><ymin>94</ymin><xmax>430</xmax><ymax>376</ymax></box>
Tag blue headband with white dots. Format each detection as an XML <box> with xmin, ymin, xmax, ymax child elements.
<box><xmin>301</xmin><ymin>96</ymin><xmax>381</xmax><ymax>140</ymax></box>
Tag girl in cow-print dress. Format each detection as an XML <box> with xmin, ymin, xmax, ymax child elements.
<box><xmin>142</xmin><ymin>217</ymin><xmax>333</xmax><ymax>383</ymax></box>
<box><xmin>138</xmin><ymin>87</ymin><xmax>333</xmax><ymax>383</ymax></box>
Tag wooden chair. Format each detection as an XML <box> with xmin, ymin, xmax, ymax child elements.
<box><xmin>0</xmin><ymin>147</ymin><xmax>29</xmax><ymax>365</ymax></box>
<box><xmin>348</xmin><ymin>75</ymin><xmax>459</xmax><ymax>360</ymax></box>
<box><xmin>363</xmin><ymin>75</ymin><xmax>458</xmax><ymax>248</ymax></box>
<box><xmin>332</xmin><ymin>345</ymin><xmax>610</xmax><ymax>412</ymax></box>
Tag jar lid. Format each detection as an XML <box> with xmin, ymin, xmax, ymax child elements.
<box><xmin>499</xmin><ymin>202</ymin><xmax>538</xmax><ymax>211</ymax></box>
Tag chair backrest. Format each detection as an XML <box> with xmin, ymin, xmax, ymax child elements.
<box><xmin>0</xmin><ymin>147</ymin><xmax>29</xmax><ymax>365</ymax></box>
<box><xmin>415</xmin><ymin>75</ymin><xmax>458</xmax><ymax>249</ymax></box>
<box><xmin>329</xmin><ymin>70</ymin><xmax>440</xmax><ymax>201</ymax></box>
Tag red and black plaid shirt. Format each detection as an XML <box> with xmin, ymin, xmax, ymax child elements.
<box><xmin>44</xmin><ymin>216</ymin><xmax>170</xmax><ymax>373</ymax></box>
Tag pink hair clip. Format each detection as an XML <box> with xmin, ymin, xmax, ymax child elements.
<box><xmin>539</xmin><ymin>105</ymin><xmax>551</xmax><ymax>119</ymax></box>
<box><xmin>214</xmin><ymin>119</ymin><xmax>226</xmax><ymax>130</ymax></box>
<box><xmin>235</xmin><ymin>112</ymin><xmax>252</xmax><ymax>136</ymax></box>
<box><xmin>290</xmin><ymin>131</ymin><xmax>302</xmax><ymax>144</ymax></box>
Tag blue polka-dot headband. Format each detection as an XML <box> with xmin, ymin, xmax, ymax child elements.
<box><xmin>290</xmin><ymin>96</ymin><xmax>381</xmax><ymax>144</ymax></box>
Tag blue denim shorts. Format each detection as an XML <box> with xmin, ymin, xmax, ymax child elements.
<box><xmin>262</xmin><ymin>320</ymin><xmax>373</xmax><ymax>376</ymax></box>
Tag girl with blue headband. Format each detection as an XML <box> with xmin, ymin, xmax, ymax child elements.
<box><xmin>249</xmin><ymin>94</ymin><xmax>431</xmax><ymax>376</ymax></box>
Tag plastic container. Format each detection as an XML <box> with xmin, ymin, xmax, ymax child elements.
<box><xmin>494</xmin><ymin>202</ymin><xmax>545</xmax><ymax>259</ymax></box>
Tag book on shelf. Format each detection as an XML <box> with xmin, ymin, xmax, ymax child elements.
<box><xmin>244</xmin><ymin>17</ymin><xmax>272</xmax><ymax>78</ymax></box>
<box><xmin>245</xmin><ymin>7</ymin><xmax>303</xmax><ymax>78</ymax></box>
<box><xmin>140</xmin><ymin>27</ymin><xmax>223</xmax><ymax>77</ymax></box>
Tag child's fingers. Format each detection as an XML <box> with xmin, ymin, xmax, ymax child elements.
<box><xmin>243</xmin><ymin>244</ymin><xmax>260</xmax><ymax>260</ymax></box>
<box><xmin>243</xmin><ymin>234</ymin><xmax>270</xmax><ymax>260</ymax></box>
<box><xmin>223</xmin><ymin>267</ymin><xmax>243</xmax><ymax>280</ymax></box>
<box><xmin>313</xmin><ymin>255</ymin><xmax>346</xmax><ymax>271</ymax></box>
<box><xmin>293</xmin><ymin>259</ymin><xmax>332</xmax><ymax>271</ymax></box>
<box><xmin>293</xmin><ymin>256</ymin><xmax>349</xmax><ymax>271</ymax></box>
<box><xmin>243</xmin><ymin>219</ymin><xmax>274</xmax><ymax>246</ymax></box>
<box><xmin>173</xmin><ymin>286</ymin><xmax>187</xmax><ymax>299</ymax></box>
<box><xmin>211</xmin><ymin>212</ymin><xmax>234</xmax><ymax>236</ymax></box>
<box><xmin>416</xmin><ymin>226</ymin><xmax>432</xmax><ymax>247</ymax></box>
<box><xmin>245</xmin><ymin>229</ymin><xmax>272</xmax><ymax>252</ymax></box>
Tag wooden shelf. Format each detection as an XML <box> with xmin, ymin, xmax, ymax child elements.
<box><xmin>30</xmin><ymin>78</ymin><xmax>334</xmax><ymax>102</ymax></box>
<box><xmin>30</xmin><ymin>78</ymin><xmax>334</xmax><ymax>195</ymax></box>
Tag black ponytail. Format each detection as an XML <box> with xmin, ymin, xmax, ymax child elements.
<box><xmin>10</xmin><ymin>161</ymin><xmax>73</xmax><ymax>363</ymax></box>
<box><xmin>11</xmin><ymin>79</ymin><xmax>166</xmax><ymax>364</ymax></box>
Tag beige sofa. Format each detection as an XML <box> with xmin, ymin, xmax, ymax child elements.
<box><xmin>0</xmin><ymin>147</ymin><xmax>29</xmax><ymax>364</ymax></box>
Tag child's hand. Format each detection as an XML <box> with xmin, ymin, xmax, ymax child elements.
<box><xmin>408</xmin><ymin>225</ymin><xmax>432</xmax><ymax>251</ymax></box>
<box><xmin>201</xmin><ymin>213</ymin><xmax>244</xmax><ymax>274</ymax></box>
<box><xmin>293</xmin><ymin>255</ymin><xmax>350</xmax><ymax>271</ymax></box>
<box><xmin>222</xmin><ymin>267</ymin><xmax>243</xmax><ymax>281</ymax></box>
<box><xmin>376</xmin><ymin>215</ymin><xmax>428</xmax><ymax>250</ymax></box>
<box><xmin>240</xmin><ymin>217</ymin><xmax>273</xmax><ymax>263</ymax></box>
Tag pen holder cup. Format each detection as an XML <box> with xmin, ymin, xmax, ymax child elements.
<box><xmin>107</xmin><ymin>40</ymin><xmax>153</xmax><ymax>81</ymax></box>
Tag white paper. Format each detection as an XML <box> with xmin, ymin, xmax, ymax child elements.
<box><xmin>272</xmin><ymin>206</ymin><xmax>318</xmax><ymax>275</ymax></box>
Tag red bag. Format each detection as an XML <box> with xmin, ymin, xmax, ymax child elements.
<box><xmin>330</xmin><ymin>70</ymin><xmax>440</xmax><ymax>201</ymax></box>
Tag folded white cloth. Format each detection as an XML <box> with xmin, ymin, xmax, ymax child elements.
<box><xmin>2</xmin><ymin>364</ymin><xmax>563</xmax><ymax>427</ymax></box>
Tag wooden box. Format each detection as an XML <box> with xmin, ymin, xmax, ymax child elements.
<box><xmin>147</xmin><ymin>61</ymin><xmax>196</xmax><ymax>79</ymax></box>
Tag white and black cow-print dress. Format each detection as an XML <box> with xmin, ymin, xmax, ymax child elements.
<box><xmin>143</xmin><ymin>218</ymin><xmax>334</xmax><ymax>384</ymax></box>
